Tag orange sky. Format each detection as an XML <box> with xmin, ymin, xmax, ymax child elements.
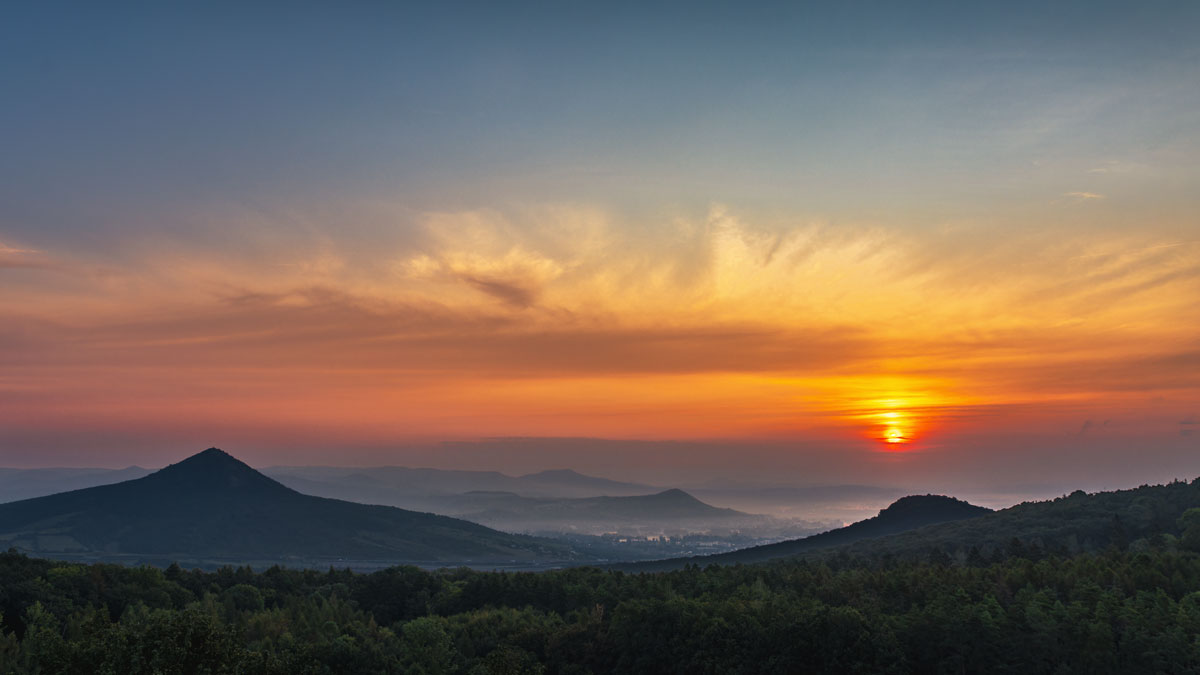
<box><xmin>3</xmin><ymin>204</ymin><xmax>1198</xmax><ymax>487</ymax></box>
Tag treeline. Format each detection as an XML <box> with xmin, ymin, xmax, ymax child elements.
<box><xmin>3</xmin><ymin>540</ymin><xmax>1200</xmax><ymax>673</ymax></box>
<box><xmin>3</xmin><ymin>480</ymin><xmax>1200</xmax><ymax>674</ymax></box>
<box><xmin>831</xmin><ymin>479</ymin><xmax>1200</xmax><ymax>563</ymax></box>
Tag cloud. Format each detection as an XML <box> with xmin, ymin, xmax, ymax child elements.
<box><xmin>1062</xmin><ymin>191</ymin><xmax>1105</xmax><ymax>201</ymax></box>
<box><xmin>1028</xmin><ymin>242</ymin><xmax>1200</xmax><ymax>314</ymax></box>
<box><xmin>1087</xmin><ymin>160</ymin><xmax>1147</xmax><ymax>175</ymax></box>
<box><xmin>0</xmin><ymin>242</ymin><xmax>39</xmax><ymax>255</ymax></box>
<box><xmin>0</xmin><ymin>241</ymin><xmax>53</xmax><ymax>269</ymax></box>
<box><xmin>3</xmin><ymin>202</ymin><xmax>1199</xmax><ymax>459</ymax></box>
<box><xmin>392</xmin><ymin>210</ymin><xmax>583</xmax><ymax>309</ymax></box>
<box><xmin>0</xmin><ymin>279</ymin><xmax>877</xmax><ymax>377</ymax></box>
<box><xmin>438</xmin><ymin>248</ymin><xmax>565</xmax><ymax>309</ymax></box>
<box><xmin>458</xmin><ymin>275</ymin><xmax>537</xmax><ymax>308</ymax></box>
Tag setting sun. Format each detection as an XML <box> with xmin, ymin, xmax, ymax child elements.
<box><xmin>849</xmin><ymin>397</ymin><xmax>925</xmax><ymax>449</ymax></box>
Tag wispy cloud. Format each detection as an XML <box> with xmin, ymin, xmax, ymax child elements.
<box><xmin>1087</xmin><ymin>160</ymin><xmax>1147</xmax><ymax>175</ymax></box>
<box><xmin>0</xmin><ymin>240</ymin><xmax>57</xmax><ymax>271</ymax></box>
<box><xmin>2</xmin><ymin>203</ymin><xmax>1198</xmax><ymax>455</ymax></box>
<box><xmin>1062</xmin><ymin>191</ymin><xmax>1105</xmax><ymax>201</ymax></box>
<box><xmin>457</xmin><ymin>275</ymin><xmax>538</xmax><ymax>308</ymax></box>
<box><xmin>0</xmin><ymin>242</ymin><xmax>39</xmax><ymax>255</ymax></box>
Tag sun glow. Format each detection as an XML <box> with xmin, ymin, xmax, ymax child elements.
<box><xmin>862</xmin><ymin>397</ymin><xmax>920</xmax><ymax>449</ymax></box>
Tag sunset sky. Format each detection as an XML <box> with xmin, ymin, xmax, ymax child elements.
<box><xmin>2</xmin><ymin>2</ymin><xmax>1198</xmax><ymax>493</ymax></box>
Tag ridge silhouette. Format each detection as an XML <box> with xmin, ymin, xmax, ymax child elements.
<box><xmin>618</xmin><ymin>494</ymin><xmax>991</xmax><ymax>571</ymax></box>
<box><xmin>0</xmin><ymin>448</ymin><xmax>583</xmax><ymax>564</ymax></box>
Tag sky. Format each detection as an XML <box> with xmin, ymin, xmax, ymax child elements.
<box><xmin>1</xmin><ymin>1</ymin><xmax>1198</xmax><ymax>494</ymax></box>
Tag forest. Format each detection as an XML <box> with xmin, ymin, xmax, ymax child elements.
<box><xmin>3</xmin><ymin>480</ymin><xmax>1200</xmax><ymax>674</ymax></box>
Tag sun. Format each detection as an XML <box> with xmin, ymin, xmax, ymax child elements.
<box><xmin>871</xmin><ymin>402</ymin><xmax>914</xmax><ymax>448</ymax></box>
<box><xmin>837</xmin><ymin>385</ymin><xmax>947</xmax><ymax>450</ymax></box>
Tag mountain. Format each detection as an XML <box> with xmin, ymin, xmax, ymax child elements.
<box><xmin>825</xmin><ymin>479</ymin><xmax>1200</xmax><ymax>562</ymax></box>
<box><xmin>619</xmin><ymin>494</ymin><xmax>991</xmax><ymax>571</ymax></box>
<box><xmin>0</xmin><ymin>448</ymin><xmax>584</xmax><ymax>566</ymax></box>
<box><xmin>0</xmin><ymin>466</ymin><xmax>152</xmax><ymax>503</ymax></box>
<box><xmin>458</xmin><ymin>488</ymin><xmax>737</xmax><ymax>520</ymax></box>
<box><xmin>436</xmin><ymin>488</ymin><xmax>775</xmax><ymax>535</ymax></box>
<box><xmin>263</xmin><ymin>465</ymin><xmax>655</xmax><ymax>501</ymax></box>
<box><xmin>259</xmin><ymin>467</ymin><xmax>835</xmax><ymax>539</ymax></box>
<box><xmin>517</xmin><ymin>469</ymin><xmax>652</xmax><ymax>495</ymax></box>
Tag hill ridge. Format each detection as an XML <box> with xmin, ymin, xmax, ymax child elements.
<box><xmin>0</xmin><ymin>448</ymin><xmax>585</xmax><ymax>565</ymax></box>
<box><xmin>618</xmin><ymin>494</ymin><xmax>991</xmax><ymax>571</ymax></box>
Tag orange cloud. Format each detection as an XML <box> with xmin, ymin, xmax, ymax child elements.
<box><xmin>2</xmin><ymin>204</ymin><xmax>1198</xmax><ymax>464</ymax></box>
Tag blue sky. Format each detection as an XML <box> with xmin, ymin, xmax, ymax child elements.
<box><xmin>4</xmin><ymin>1</ymin><xmax>1197</xmax><ymax>238</ymax></box>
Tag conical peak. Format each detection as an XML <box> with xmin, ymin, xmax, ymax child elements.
<box><xmin>195</xmin><ymin>447</ymin><xmax>233</xmax><ymax>461</ymax></box>
<box><xmin>149</xmin><ymin>448</ymin><xmax>288</xmax><ymax>494</ymax></box>
<box><xmin>170</xmin><ymin>447</ymin><xmax>247</xmax><ymax>471</ymax></box>
<box><xmin>653</xmin><ymin>488</ymin><xmax>696</xmax><ymax>501</ymax></box>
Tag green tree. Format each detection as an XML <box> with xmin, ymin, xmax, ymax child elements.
<box><xmin>402</xmin><ymin>616</ymin><xmax>455</xmax><ymax>675</ymax></box>
<box><xmin>1178</xmin><ymin>508</ymin><xmax>1200</xmax><ymax>552</ymax></box>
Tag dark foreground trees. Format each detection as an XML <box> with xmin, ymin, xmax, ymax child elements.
<box><xmin>3</xmin><ymin>544</ymin><xmax>1200</xmax><ymax>674</ymax></box>
<box><xmin>3</xmin><ymin>480</ymin><xmax>1200</xmax><ymax>673</ymax></box>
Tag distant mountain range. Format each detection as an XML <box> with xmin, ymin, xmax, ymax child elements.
<box><xmin>0</xmin><ymin>449</ymin><xmax>586</xmax><ymax>567</ymax></box>
<box><xmin>434</xmin><ymin>488</ymin><xmax>778</xmax><ymax>535</ymax></box>
<box><xmin>1</xmin><ymin>447</ymin><xmax>1185</xmax><ymax>574</ymax></box>
<box><xmin>262</xmin><ymin>465</ymin><xmax>657</xmax><ymax>502</ymax></box>
<box><xmin>0</xmin><ymin>461</ymin><xmax>907</xmax><ymax>526</ymax></box>
<box><xmin>0</xmin><ymin>464</ymin><xmax>656</xmax><ymax>505</ymax></box>
<box><xmin>0</xmin><ymin>461</ymin><xmax>833</xmax><ymax>539</ymax></box>
<box><xmin>262</xmin><ymin>468</ymin><xmax>825</xmax><ymax>537</ymax></box>
<box><xmin>619</xmin><ymin>494</ymin><xmax>993</xmax><ymax>571</ymax></box>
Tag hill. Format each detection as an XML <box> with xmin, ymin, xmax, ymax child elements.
<box><xmin>826</xmin><ymin>479</ymin><xmax>1200</xmax><ymax>562</ymax></box>
<box><xmin>262</xmin><ymin>465</ymin><xmax>655</xmax><ymax>505</ymax></box>
<box><xmin>517</xmin><ymin>469</ymin><xmax>651</xmax><ymax>495</ymax></box>
<box><xmin>0</xmin><ymin>448</ymin><xmax>584</xmax><ymax>567</ymax></box>
<box><xmin>438</xmin><ymin>487</ymin><xmax>772</xmax><ymax>535</ymax></box>
<box><xmin>619</xmin><ymin>494</ymin><xmax>991</xmax><ymax>571</ymax></box>
<box><xmin>620</xmin><ymin>479</ymin><xmax>1200</xmax><ymax>572</ymax></box>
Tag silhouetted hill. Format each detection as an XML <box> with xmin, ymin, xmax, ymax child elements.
<box><xmin>826</xmin><ymin>479</ymin><xmax>1200</xmax><ymax>561</ymax></box>
<box><xmin>619</xmin><ymin>494</ymin><xmax>991</xmax><ymax>571</ymax></box>
<box><xmin>0</xmin><ymin>448</ymin><xmax>583</xmax><ymax>565</ymax></box>
<box><xmin>437</xmin><ymin>487</ymin><xmax>764</xmax><ymax>535</ymax></box>
<box><xmin>574</xmin><ymin>489</ymin><xmax>736</xmax><ymax>519</ymax></box>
